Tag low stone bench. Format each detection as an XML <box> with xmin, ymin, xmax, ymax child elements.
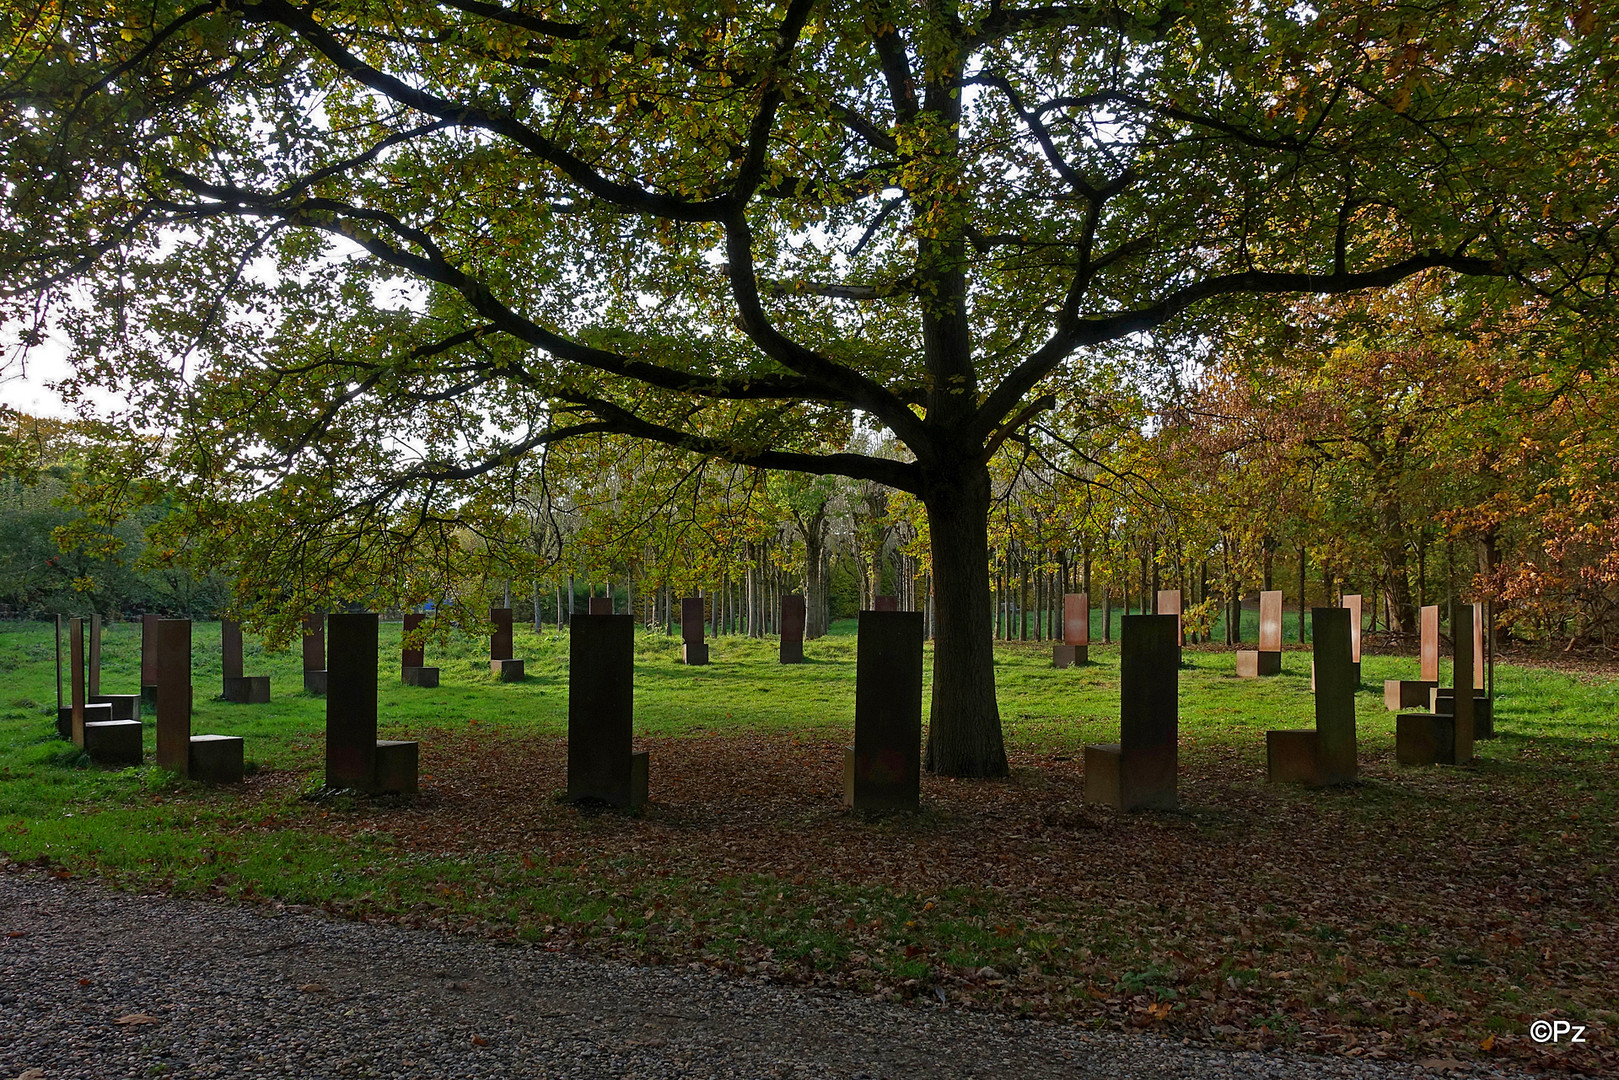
<box><xmin>1384</xmin><ymin>679</ymin><xmax>1437</xmax><ymax>710</ymax></box>
<box><xmin>1235</xmin><ymin>649</ymin><xmax>1281</xmax><ymax>677</ymax></box>
<box><xmin>57</xmin><ymin>702</ymin><xmax>113</xmax><ymax>741</ymax></box>
<box><xmin>89</xmin><ymin>693</ymin><xmax>141</xmax><ymax>721</ymax></box>
<box><xmin>222</xmin><ymin>675</ymin><xmax>271</xmax><ymax>704</ymax></box>
<box><xmin>188</xmin><ymin>734</ymin><xmax>244</xmax><ymax>784</ymax></box>
<box><xmin>402</xmin><ymin>666</ymin><xmax>439</xmax><ymax>687</ymax></box>
<box><xmin>84</xmin><ymin>719</ymin><xmax>143</xmax><ymax>766</ymax></box>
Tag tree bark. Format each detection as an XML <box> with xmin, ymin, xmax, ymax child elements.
<box><xmin>921</xmin><ymin>458</ymin><xmax>1008</xmax><ymax>778</ymax></box>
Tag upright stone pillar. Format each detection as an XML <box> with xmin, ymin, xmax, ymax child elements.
<box><xmin>1084</xmin><ymin>615</ymin><xmax>1180</xmax><ymax>810</ymax></box>
<box><xmin>302</xmin><ymin>613</ymin><xmax>327</xmax><ymax>695</ymax></box>
<box><xmin>1385</xmin><ymin>604</ymin><xmax>1440</xmax><ymax>709</ymax></box>
<box><xmin>489</xmin><ymin>607</ymin><xmax>525</xmax><ymax>680</ymax></box>
<box><xmin>155</xmin><ymin>619</ymin><xmax>243</xmax><ymax>783</ymax></box>
<box><xmin>1398</xmin><ymin>602</ymin><xmax>1475</xmax><ymax>766</ymax></box>
<box><xmin>1054</xmin><ymin>592</ymin><xmax>1090</xmax><ymax>667</ymax></box>
<box><xmin>327</xmin><ymin>612</ymin><xmax>418</xmax><ymax>794</ymax></box>
<box><xmin>588</xmin><ymin>596</ymin><xmax>613</xmax><ymax>615</ymax></box>
<box><xmin>220</xmin><ymin>619</ymin><xmax>270</xmax><ymax>703</ymax></box>
<box><xmin>1267</xmin><ymin>608</ymin><xmax>1358</xmax><ymax>785</ymax></box>
<box><xmin>1343</xmin><ymin>594</ymin><xmax>1363</xmax><ymax>684</ymax></box>
<box><xmin>872</xmin><ymin>595</ymin><xmax>899</xmax><ymax>612</ymax></box>
<box><xmin>1236</xmin><ymin>591</ymin><xmax>1284</xmax><ymax>677</ymax></box>
<box><xmin>680</xmin><ymin>597</ymin><xmax>708</xmax><ymax>665</ymax></box>
<box><xmin>401</xmin><ymin>612</ymin><xmax>439</xmax><ymax>687</ymax></box>
<box><xmin>140</xmin><ymin>613</ymin><xmax>159</xmax><ymax>705</ymax></box>
<box><xmin>843</xmin><ymin>610</ymin><xmax>923</xmax><ymax>811</ymax></box>
<box><xmin>1432</xmin><ymin>603</ymin><xmax>1495</xmax><ymax>737</ymax></box>
<box><xmin>567</xmin><ymin>613</ymin><xmax>647</xmax><ymax>808</ymax></box>
<box><xmin>780</xmin><ymin>594</ymin><xmax>806</xmax><ymax>664</ymax></box>
<box><xmin>85</xmin><ymin>615</ymin><xmax>141</xmax><ymax>721</ymax></box>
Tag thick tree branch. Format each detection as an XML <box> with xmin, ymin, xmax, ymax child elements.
<box><xmin>970</xmin><ymin>251</ymin><xmax>1505</xmax><ymax>445</ymax></box>
<box><xmin>556</xmin><ymin>393</ymin><xmax>925</xmax><ymax>493</ymax></box>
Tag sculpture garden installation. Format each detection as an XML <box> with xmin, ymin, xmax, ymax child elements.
<box><xmin>1236</xmin><ymin>591</ymin><xmax>1284</xmax><ymax>677</ymax></box>
<box><xmin>58</xmin><ymin>617</ymin><xmax>141</xmax><ymax>763</ymax></box>
<box><xmin>302</xmin><ymin>613</ymin><xmax>327</xmax><ymax>695</ymax></box>
<box><xmin>220</xmin><ymin>619</ymin><xmax>271</xmax><ymax>704</ymax></box>
<box><xmin>780</xmin><ymin>594</ymin><xmax>806</xmax><ymax>664</ymax></box>
<box><xmin>401</xmin><ymin>613</ymin><xmax>440</xmax><ymax>688</ymax></box>
<box><xmin>680</xmin><ymin>597</ymin><xmax>709</xmax><ymax>665</ymax></box>
<box><xmin>567</xmin><ymin>613</ymin><xmax>648</xmax><ymax>808</ymax></box>
<box><xmin>155</xmin><ymin>619</ymin><xmax>243</xmax><ymax>783</ymax></box>
<box><xmin>326</xmin><ymin>613</ymin><xmax>418</xmax><ymax>794</ymax></box>
<box><xmin>1397</xmin><ymin>603</ymin><xmax>1475</xmax><ymax>766</ymax></box>
<box><xmin>843</xmin><ymin>610</ymin><xmax>923</xmax><ymax>811</ymax></box>
<box><xmin>588</xmin><ymin>596</ymin><xmax>613</xmax><ymax>614</ymax></box>
<box><xmin>1267</xmin><ymin>608</ymin><xmax>1357</xmax><ymax>786</ymax></box>
<box><xmin>489</xmin><ymin>607</ymin><xmax>525</xmax><ymax>681</ymax></box>
<box><xmin>1084</xmin><ymin>615</ymin><xmax>1180</xmax><ymax>810</ymax></box>
<box><xmin>1384</xmin><ymin>605</ymin><xmax>1440</xmax><ymax>709</ymax></box>
<box><xmin>1053</xmin><ymin>592</ymin><xmax>1089</xmax><ymax>668</ymax></box>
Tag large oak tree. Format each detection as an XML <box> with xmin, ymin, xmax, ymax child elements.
<box><xmin>2</xmin><ymin>0</ymin><xmax>1613</xmax><ymax>775</ymax></box>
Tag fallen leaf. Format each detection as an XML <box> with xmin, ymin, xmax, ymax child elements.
<box><xmin>471</xmin><ymin>1036</ymin><xmax>490</xmax><ymax>1046</ymax></box>
<box><xmin>298</xmin><ymin>983</ymin><xmax>326</xmax><ymax>993</ymax></box>
<box><xmin>114</xmin><ymin>1013</ymin><xmax>161</xmax><ymax>1026</ymax></box>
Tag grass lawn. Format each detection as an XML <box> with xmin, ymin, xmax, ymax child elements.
<box><xmin>1</xmin><ymin>617</ymin><xmax>1614</xmax><ymax>1074</ymax></box>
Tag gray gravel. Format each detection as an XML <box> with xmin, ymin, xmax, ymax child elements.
<box><xmin>0</xmin><ymin>871</ymin><xmax>1543</xmax><ymax>1079</ymax></box>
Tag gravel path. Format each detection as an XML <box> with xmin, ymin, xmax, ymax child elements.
<box><xmin>0</xmin><ymin>872</ymin><xmax>1542</xmax><ymax>1080</ymax></box>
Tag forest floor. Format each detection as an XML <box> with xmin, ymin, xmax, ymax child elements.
<box><xmin>0</xmin><ymin>620</ymin><xmax>1613</xmax><ymax>1077</ymax></box>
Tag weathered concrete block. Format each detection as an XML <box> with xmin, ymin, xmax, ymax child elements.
<box><xmin>780</xmin><ymin>594</ymin><xmax>806</xmax><ymax>665</ymax></box>
<box><xmin>84</xmin><ymin>719</ymin><xmax>143</xmax><ymax>765</ymax></box>
<box><xmin>303</xmin><ymin>670</ymin><xmax>328</xmax><ymax>696</ymax></box>
<box><xmin>1258</xmin><ymin>591</ymin><xmax>1284</xmax><ymax>651</ymax></box>
<box><xmin>1236</xmin><ymin>650</ymin><xmax>1282</xmax><ymax>678</ymax></box>
<box><xmin>154</xmin><ymin>620</ymin><xmax>193</xmax><ymax>776</ymax></box>
<box><xmin>1384</xmin><ymin>679</ymin><xmax>1437</xmax><ymax>710</ymax></box>
<box><xmin>1062</xmin><ymin>593</ymin><xmax>1090</xmax><ymax>646</ymax></box>
<box><xmin>89</xmin><ymin>694</ymin><xmax>141</xmax><ymax>721</ymax></box>
<box><xmin>1084</xmin><ymin>614</ymin><xmax>1179</xmax><ymax>810</ymax></box>
<box><xmin>222</xmin><ymin>675</ymin><xmax>271</xmax><ymax>704</ymax></box>
<box><xmin>567</xmin><ymin>613</ymin><xmax>646</xmax><ymax>808</ymax></box>
<box><xmin>1308</xmin><ymin>606</ymin><xmax>1358</xmax><ymax>785</ymax></box>
<box><xmin>1052</xmin><ymin>644</ymin><xmax>1089</xmax><ymax>668</ymax></box>
<box><xmin>490</xmin><ymin>658</ymin><xmax>525</xmax><ymax>681</ymax></box>
<box><xmin>372</xmin><ymin>739</ymin><xmax>419</xmax><ymax>795</ymax></box>
<box><xmin>490</xmin><ymin>607</ymin><xmax>517</xmax><ymax>661</ymax></box>
<box><xmin>1266</xmin><ymin>729</ymin><xmax>1319</xmax><ymax>785</ymax></box>
<box><xmin>327</xmin><ymin>612</ymin><xmax>379</xmax><ymax>791</ymax></box>
<box><xmin>844</xmin><ymin>610</ymin><xmax>923</xmax><ymax>811</ymax></box>
<box><xmin>1082</xmin><ymin>744</ymin><xmax>1123</xmax><ymax>806</ymax></box>
<box><xmin>680</xmin><ymin>643</ymin><xmax>709</xmax><ymax>666</ymax></box>
<box><xmin>1396</xmin><ymin>713</ymin><xmax>1458</xmax><ymax>766</ymax></box>
<box><xmin>59</xmin><ymin>703</ymin><xmax>113</xmax><ymax>741</ymax></box>
<box><xmin>1049</xmin><ymin>647</ymin><xmax>1087</xmax><ymax>670</ymax></box>
<box><xmin>588</xmin><ymin>596</ymin><xmax>613</xmax><ymax>615</ymax></box>
<box><xmin>188</xmin><ymin>734</ymin><xmax>244</xmax><ymax>785</ymax></box>
<box><xmin>402</xmin><ymin>666</ymin><xmax>439</xmax><ymax>688</ymax></box>
<box><xmin>1431</xmin><ymin>690</ymin><xmax>1494</xmax><ymax>740</ymax></box>
<box><xmin>680</xmin><ymin>597</ymin><xmax>705</xmax><ymax>645</ymax></box>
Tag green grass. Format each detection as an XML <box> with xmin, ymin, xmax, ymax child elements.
<box><xmin>1</xmin><ymin>618</ymin><xmax>1615</xmax><ymax>1069</ymax></box>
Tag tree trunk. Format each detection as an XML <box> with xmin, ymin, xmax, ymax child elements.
<box><xmin>921</xmin><ymin>459</ymin><xmax>1008</xmax><ymax>778</ymax></box>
